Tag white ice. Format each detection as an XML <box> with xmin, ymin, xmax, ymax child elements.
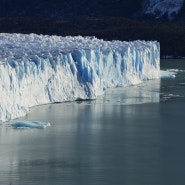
<box><xmin>167</xmin><ymin>69</ymin><xmax>185</xmax><ymax>73</ymax></box>
<box><xmin>160</xmin><ymin>68</ymin><xmax>185</xmax><ymax>78</ymax></box>
<box><xmin>11</xmin><ymin>121</ymin><xmax>51</xmax><ymax>129</ymax></box>
<box><xmin>160</xmin><ymin>72</ymin><xmax>176</xmax><ymax>78</ymax></box>
<box><xmin>160</xmin><ymin>69</ymin><xmax>184</xmax><ymax>78</ymax></box>
<box><xmin>0</xmin><ymin>33</ymin><xmax>160</xmax><ymax>122</ymax></box>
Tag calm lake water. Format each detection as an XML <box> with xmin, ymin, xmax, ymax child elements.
<box><xmin>1</xmin><ymin>59</ymin><xmax>185</xmax><ymax>185</ymax></box>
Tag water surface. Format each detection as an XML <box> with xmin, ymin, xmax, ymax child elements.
<box><xmin>1</xmin><ymin>59</ymin><xmax>185</xmax><ymax>185</ymax></box>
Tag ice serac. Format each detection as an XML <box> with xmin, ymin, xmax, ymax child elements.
<box><xmin>0</xmin><ymin>33</ymin><xmax>160</xmax><ymax>122</ymax></box>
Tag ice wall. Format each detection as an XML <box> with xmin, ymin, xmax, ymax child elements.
<box><xmin>0</xmin><ymin>33</ymin><xmax>160</xmax><ymax>122</ymax></box>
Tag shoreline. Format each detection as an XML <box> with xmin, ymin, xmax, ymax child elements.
<box><xmin>0</xmin><ymin>17</ymin><xmax>184</xmax><ymax>57</ymax></box>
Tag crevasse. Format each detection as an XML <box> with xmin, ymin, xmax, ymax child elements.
<box><xmin>0</xmin><ymin>33</ymin><xmax>160</xmax><ymax>122</ymax></box>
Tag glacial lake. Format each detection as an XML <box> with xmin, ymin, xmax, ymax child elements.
<box><xmin>1</xmin><ymin>59</ymin><xmax>185</xmax><ymax>185</ymax></box>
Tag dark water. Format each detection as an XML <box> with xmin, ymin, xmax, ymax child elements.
<box><xmin>1</xmin><ymin>59</ymin><xmax>185</xmax><ymax>185</ymax></box>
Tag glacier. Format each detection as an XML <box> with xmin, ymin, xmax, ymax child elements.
<box><xmin>0</xmin><ymin>33</ymin><xmax>160</xmax><ymax>123</ymax></box>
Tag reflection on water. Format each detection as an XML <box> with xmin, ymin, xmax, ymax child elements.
<box><xmin>0</xmin><ymin>102</ymin><xmax>163</xmax><ymax>185</ymax></box>
<box><xmin>1</xmin><ymin>60</ymin><xmax>185</xmax><ymax>185</ymax></box>
<box><xmin>96</xmin><ymin>79</ymin><xmax>160</xmax><ymax>105</ymax></box>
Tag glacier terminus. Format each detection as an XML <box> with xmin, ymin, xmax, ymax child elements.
<box><xmin>0</xmin><ymin>33</ymin><xmax>160</xmax><ymax>122</ymax></box>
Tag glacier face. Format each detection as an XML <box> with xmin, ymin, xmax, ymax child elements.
<box><xmin>0</xmin><ymin>33</ymin><xmax>160</xmax><ymax>122</ymax></box>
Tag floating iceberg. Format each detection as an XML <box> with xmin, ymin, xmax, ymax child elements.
<box><xmin>0</xmin><ymin>33</ymin><xmax>160</xmax><ymax>122</ymax></box>
<box><xmin>160</xmin><ymin>70</ymin><xmax>176</xmax><ymax>78</ymax></box>
<box><xmin>11</xmin><ymin>121</ymin><xmax>51</xmax><ymax>129</ymax></box>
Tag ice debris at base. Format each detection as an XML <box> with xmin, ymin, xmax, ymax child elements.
<box><xmin>160</xmin><ymin>68</ymin><xmax>185</xmax><ymax>78</ymax></box>
<box><xmin>11</xmin><ymin>121</ymin><xmax>51</xmax><ymax>129</ymax></box>
<box><xmin>160</xmin><ymin>70</ymin><xmax>176</xmax><ymax>78</ymax></box>
<box><xmin>0</xmin><ymin>33</ymin><xmax>160</xmax><ymax>122</ymax></box>
<box><xmin>167</xmin><ymin>69</ymin><xmax>185</xmax><ymax>73</ymax></box>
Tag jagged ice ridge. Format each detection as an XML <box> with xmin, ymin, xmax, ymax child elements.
<box><xmin>0</xmin><ymin>33</ymin><xmax>160</xmax><ymax>122</ymax></box>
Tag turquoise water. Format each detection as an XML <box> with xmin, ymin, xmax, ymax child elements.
<box><xmin>1</xmin><ymin>60</ymin><xmax>185</xmax><ymax>185</ymax></box>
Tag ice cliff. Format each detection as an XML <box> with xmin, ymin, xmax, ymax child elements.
<box><xmin>0</xmin><ymin>33</ymin><xmax>160</xmax><ymax>122</ymax></box>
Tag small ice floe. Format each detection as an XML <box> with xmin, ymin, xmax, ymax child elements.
<box><xmin>160</xmin><ymin>93</ymin><xmax>183</xmax><ymax>102</ymax></box>
<box><xmin>179</xmin><ymin>83</ymin><xmax>185</xmax><ymax>86</ymax></box>
<box><xmin>11</xmin><ymin>121</ymin><xmax>51</xmax><ymax>129</ymax></box>
<box><xmin>167</xmin><ymin>69</ymin><xmax>185</xmax><ymax>73</ymax></box>
<box><xmin>160</xmin><ymin>70</ymin><xmax>176</xmax><ymax>78</ymax></box>
<box><xmin>165</xmin><ymin>94</ymin><xmax>182</xmax><ymax>98</ymax></box>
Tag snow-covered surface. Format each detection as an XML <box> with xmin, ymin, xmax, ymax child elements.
<box><xmin>0</xmin><ymin>33</ymin><xmax>160</xmax><ymax>122</ymax></box>
<box><xmin>142</xmin><ymin>0</ymin><xmax>184</xmax><ymax>20</ymax></box>
<box><xmin>11</xmin><ymin>121</ymin><xmax>51</xmax><ymax>129</ymax></box>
